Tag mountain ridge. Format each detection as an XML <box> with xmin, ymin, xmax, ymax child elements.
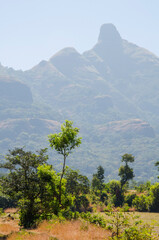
<box><xmin>0</xmin><ymin>23</ymin><xmax>159</xmax><ymax>181</ymax></box>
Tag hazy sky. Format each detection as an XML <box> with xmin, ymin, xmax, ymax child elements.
<box><xmin>0</xmin><ymin>0</ymin><xmax>159</xmax><ymax>70</ymax></box>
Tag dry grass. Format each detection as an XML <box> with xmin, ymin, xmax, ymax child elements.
<box><xmin>8</xmin><ymin>231</ymin><xmax>51</xmax><ymax>240</ymax></box>
<box><xmin>4</xmin><ymin>208</ymin><xmax>18</xmax><ymax>214</ymax></box>
<box><xmin>0</xmin><ymin>222</ymin><xmax>19</xmax><ymax>235</ymax></box>
<box><xmin>0</xmin><ymin>208</ymin><xmax>111</xmax><ymax>240</ymax></box>
<box><xmin>132</xmin><ymin>212</ymin><xmax>159</xmax><ymax>235</ymax></box>
<box><xmin>7</xmin><ymin>220</ymin><xmax>111</xmax><ymax>240</ymax></box>
<box><xmin>3</xmin><ymin>208</ymin><xmax>159</xmax><ymax>240</ymax></box>
<box><xmin>135</xmin><ymin>212</ymin><xmax>159</xmax><ymax>224</ymax></box>
<box><xmin>37</xmin><ymin>220</ymin><xmax>111</xmax><ymax>240</ymax></box>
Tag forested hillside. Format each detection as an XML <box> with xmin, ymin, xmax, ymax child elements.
<box><xmin>1</xmin><ymin>23</ymin><xmax>159</xmax><ymax>181</ymax></box>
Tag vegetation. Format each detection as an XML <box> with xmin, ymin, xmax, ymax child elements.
<box><xmin>0</xmin><ymin>120</ymin><xmax>159</xmax><ymax>240</ymax></box>
<box><xmin>2</xmin><ymin>25</ymin><xmax>159</xmax><ymax>183</ymax></box>
<box><xmin>118</xmin><ymin>153</ymin><xmax>135</xmax><ymax>188</ymax></box>
<box><xmin>92</xmin><ymin>165</ymin><xmax>105</xmax><ymax>193</ymax></box>
<box><xmin>48</xmin><ymin>120</ymin><xmax>82</xmax><ymax>205</ymax></box>
<box><xmin>0</xmin><ymin>148</ymin><xmax>48</xmax><ymax>228</ymax></box>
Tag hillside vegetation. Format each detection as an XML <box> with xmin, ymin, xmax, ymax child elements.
<box><xmin>1</xmin><ymin>24</ymin><xmax>159</xmax><ymax>181</ymax></box>
<box><xmin>0</xmin><ymin>122</ymin><xmax>159</xmax><ymax>239</ymax></box>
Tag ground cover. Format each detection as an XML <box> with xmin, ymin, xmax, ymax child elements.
<box><xmin>0</xmin><ymin>208</ymin><xmax>111</xmax><ymax>240</ymax></box>
<box><xmin>0</xmin><ymin>208</ymin><xmax>159</xmax><ymax>239</ymax></box>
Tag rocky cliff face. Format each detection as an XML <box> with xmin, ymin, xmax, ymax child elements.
<box><xmin>98</xmin><ymin>119</ymin><xmax>155</xmax><ymax>138</ymax></box>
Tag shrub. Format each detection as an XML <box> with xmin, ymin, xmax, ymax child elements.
<box><xmin>149</xmin><ymin>183</ymin><xmax>159</xmax><ymax>212</ymax></box>
<box><xmin>125</xmin><ymin>194</ymin><xmax>136</xmax><ymax>207</ymax></box>
<box><xmin>19</xmin><ymin>198</ymin><xmax>40</xmax><ymax>229</ymax></box>
<box><xmin>80</xmin><ymin>212</ymin><xmax>106</xmax><ymax>228</ymax></box>
<box><xmin>74</xmin><ymin>195</ymin><xmax>90</xmax><ymax>212</ymax></box>
<box><xmin>123</xmin><ymin>224</ymin><xmax>157</xmax><ymax>240</ymax></box>
<box><xmin>100</xmin><ymin>191</ymin><xmax>108</xmax><ymax>205</ymax></box>
<box><xmin>108</xmin><ymin>180</ymin><xmax>124</xmax><ymax>207</ymax></box>
<box><xmin>106</xmin><ymin>209</ymin><xmax>157</xmax><ymax>240</ymax></box>
<box><xmin>132</xmin><ymin>195</ymin><xmax>150</xmax><ymax>212</ymax></box>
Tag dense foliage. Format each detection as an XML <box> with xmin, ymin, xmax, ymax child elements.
<box><xmin>0</xmin><ymin>120</ymin><xmax>159</xmax><ymax>240</ymax></box>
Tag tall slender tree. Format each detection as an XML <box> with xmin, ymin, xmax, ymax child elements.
<box><xmin>48</xmin><ymin>120</ymin><xmax>82</xmax><ymax>204</ymax></box>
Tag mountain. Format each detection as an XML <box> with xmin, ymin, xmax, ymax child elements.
<box><xmin>0</xmin><ymin>75</ymin><xmax>32</xmax><ymax>104</ymax></box>
<box><xmin>0</xmin><ymin>23</ymin><xmax>159</xmax><ymax>181</ymax></box>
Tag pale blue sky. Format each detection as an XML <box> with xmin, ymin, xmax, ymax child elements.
<box><xmin>0</xmin><ymin>0</ymin><xmax>159</xmax><ymax>70</ymax></box>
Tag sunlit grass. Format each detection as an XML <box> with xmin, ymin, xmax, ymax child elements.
<box><xmin>38</xmin><ymin>220</ymin><xmax>111</xmax><ymax>240</ymax></box>
<box><xmin>8</xmin><ymin>231</ymin><xmax>50</xmax><ymax>240</ymax></box>
<box><xmin>0</xmin><ymin>222</ymin><xmax>19</xmax><ymax>235</ymax></box>
<box><xmin>5</xmin><ymin>217</ymin><xmax>111</xmax><ymax>240</ymax></box>
<box><xmin>3</xmin><ymin>208</ymin><xmax>159</xmax><ymax>239</ymax></box>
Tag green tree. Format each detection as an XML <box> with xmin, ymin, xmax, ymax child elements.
<box><xmin>108</xmin><ymin>180</ymin><xmax>124</xmax><ymax>207</ymax></box>
<box><xmin>65</xmin><ymin>168</ymin><xmax>90</xmax><ymax>195</ymax></box>
<box><xmin>65</xmin><ymin>168</ymin><xmax>90</xmax><ymax>212</ymax></box>
<box><xmin>118</xmin><ymin>154</ymin><xmax>135</xmax><ymax>188</ymax></box>
<box><xmin>48</xmin><ymin>120</ymin><xmax>82</xmax><ymax>205</ymax></box>
<box><xmin>37</xmin><ymin>164</ymin><xmax>72</xmax><ymax>217</ymax></box>
<box><xmin>92</xmin><ymin>165</ymin><xmax>105</xmax><ymax>193</ymax></box>
<box><xmin>0</xmin><ymin>148</ymin><xmax>48</xmax><ymax>228</ymax></box>
<box><xmin>149</xmin><ymin>183</ymin><xmax>159</xmax><ymax>212</ymax></box>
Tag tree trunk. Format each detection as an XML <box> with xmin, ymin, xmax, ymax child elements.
<box><xmin>59</xmin><ymin>153</ymin><xmax>66</xmax><ymax>205</ymax></box>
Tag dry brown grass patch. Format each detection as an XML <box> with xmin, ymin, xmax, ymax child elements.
<box><xmin>8</xmin><ymin>232</ymin><xmax>51</xmax><ymax>240</ymax></box>
<box><xmin>38</xmin><ymin>220</ymin><xmax>111</xmax><ymax>240</ymax></box>
<box><xmin>4</xmin><ymin>208</ymin><xmax>18</xmax><ymax>214</ymax></box>
<box><xmin>0</xmin><ymin>222</ymin><xmax>19</xmax><ymax>235</ymax></box>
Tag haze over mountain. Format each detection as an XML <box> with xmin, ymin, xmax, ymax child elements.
<box><xmin>1</xmin><ymin>23</ymin><xmax>159</xmax><ymax>181</ymax></box>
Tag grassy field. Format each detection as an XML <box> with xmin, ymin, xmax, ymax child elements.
<box><xmin>0</xmin><ymin>209</ymin><xmax>159</xmax><ymax>239</ymax></box>
<box><xmin>132</xmin><ymin>212</ymin><xmax>159</xmax><ymax>235</ymax></box>
<box><xmin>0</xmin><ymin>209</ymin><xmax>111</xmax><ymax>240</ymax></box>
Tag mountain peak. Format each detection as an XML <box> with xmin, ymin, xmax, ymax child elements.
<box><xmin>51</xmin><ymin>47</ymin><xmax>80</xmax><ymax>59</ymax></box>
<box><xmin>90</xmin><ymin>23</ymin><xmax>123</xmax><ymax>68</ymax></box>
<box><xmin>98</xmin><ymin>23</ymin><xmax>122</xmax><ymax>43</ymax></box>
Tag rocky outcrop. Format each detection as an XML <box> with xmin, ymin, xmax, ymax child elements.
<box><xmin>98</xmin><ymin>119</ymin><xmax>155</xmax><ymax>138</ymax></box>
<box><xmin>0</xmin><ymin>118</ymin><xmax>60</xmax><ymax>140</ymax></box>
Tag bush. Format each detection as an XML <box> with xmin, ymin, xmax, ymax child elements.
<box><xmin>135</xmin><ymin>181</ymin><xmax>151</xmax><ymax>193</ymax></box>
<box><xmin>149</xmin><ymin>183</ymin><xmax>159</xmax><ymax>212</ymax></box>
<box><xmin>123</xmin><ymin>224</ymin><xmax>157</xmax><ymax>240</ymax></box>
<box><xmin>74</xmin><ymin>195</ymin><xmax>90</xmax><ymax>212</ymax></box>
<box><xmin>125</xmin><ymin>194</ymin><xmax>136</xmax><ymax>207</ymax></box>
<box><xmin>108</xmin><ymin>180</ymin><xmax>124</xmax><ymax>207</ymax></box>
<box><xmin>19</xmin><ymin>198</ymin><xmax>40</xmax><ymax>229</ymax></box>
<box><xmin>106</xmin><ymin>209</ymin><xmax>157</xmax><ymax>240</ymax></box>
<box><xmin>132</xmin><ymin>195</ymin><xmax>150</xmax><ymax>212</ymax></box>
<box><xmin>60</xmin><ymin>209</ymin><xmax>80</xmax><ymax>220</ymax></box>
<box><xmin>80</xmin><ymin>212</ymin><xmax>106</xmax><ymax>228</ymax></box>
<box><xmin>100</xmin><ymin>191</ymin><xmax>108</xmax><ymax>205</ymax></box>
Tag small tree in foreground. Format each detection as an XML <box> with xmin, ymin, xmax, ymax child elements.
<box><xmin>48</xmin><ymin>120</ymin><xmax>82</xmax><ymax>205</ymax></box>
